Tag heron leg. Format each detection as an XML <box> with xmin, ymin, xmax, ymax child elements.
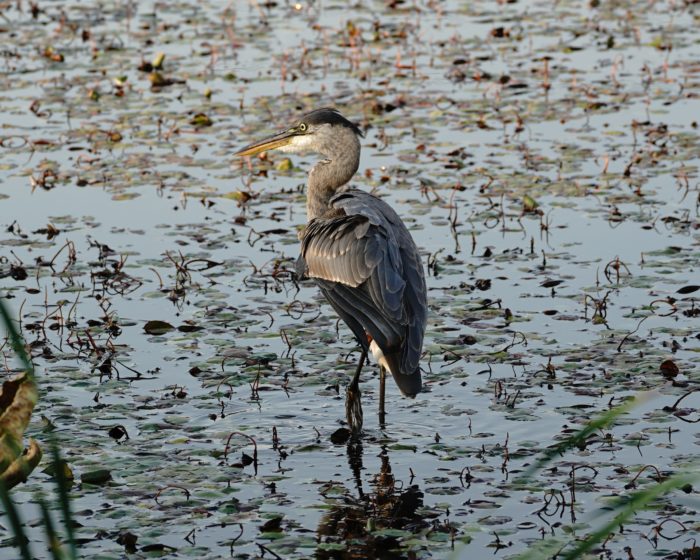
<box><xmin>378</xmin><ymin>366</ymin><xmax>386</xmax><ymax>429</ymax></box>
<box><xmin>346</xmin><ymin>349</ymin><xmax>366</xmax><ymax>432</ymax></box>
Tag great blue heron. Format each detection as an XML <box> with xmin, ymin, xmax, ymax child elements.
<box><xmin>235</xmin><ymin>107</ymin><xmax>427</xmax><ymax>431</ymax></box>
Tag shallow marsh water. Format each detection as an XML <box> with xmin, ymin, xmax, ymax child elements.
<box><xmin>0</xmin><ymin>0</ymin><xmax>699</xmax><ymax>558</ymax></box>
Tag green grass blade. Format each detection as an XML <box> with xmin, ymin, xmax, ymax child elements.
<box><xmin>0</xmin><ymin>300</ymin><xmax>35</xmax><ymax>560</ymax></box>
<box><xmin>0</xmin><ymin>480</ymin><xmax>33</xmax><ymax>560</ymax></box>
<box><xmin>37</xmin><ymin>494</ymin><xmax>64</xmax><ymax>560</ymax></box>
<box><xmin>560</xmin><ymin>471</ymin><xmax>699</xmax><ymax>560</ymax></box>
<box><xmin>513</xmin><ymin>470</ymin><xmax>699</xmax><ymax>560</ymax></box>
<box><xmin>513</xmin><ymin>394</ymin><xmax>650</xmax><ymax>485</ymax></box>
<box><xmin>1</xmin><ymin>300</ymin><xmax>77</xmax><ymax>558</ymax></box>
<box><xmin>51</xmin><ymin>443</ymin><xmax>77</xmax><ymax>559</ymax></box>
<box><xmin>0</xmin><ymin>300</ymin><xmax>34</xmax><ymax>379</ymax></box>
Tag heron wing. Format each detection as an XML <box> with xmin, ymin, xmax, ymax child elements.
<box><xmin>299</xmin><ymin>190</ymin><xmax>425</xmax><ymax>365</ymax></box>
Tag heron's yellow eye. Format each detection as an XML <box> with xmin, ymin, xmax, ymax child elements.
<box><xmin>298</xmin><ymin>122</ymin><xmax>307</xmax><ymax>132</ymax></box>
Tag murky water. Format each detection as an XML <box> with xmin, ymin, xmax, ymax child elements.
<box><xmin>1</xmin><ymin>0</ymin><xmax>699</xmax><ymax>558</ymax></box>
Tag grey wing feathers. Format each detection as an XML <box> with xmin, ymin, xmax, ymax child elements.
<box><xmin>299</xmin><ymin>190</ymin><xmax>427</xmax><ymax>384</ymax></box>
<box><xmin>301</xmin><ymin>215</ymin><xmax>378</xmax><ymax>288</ymax></box>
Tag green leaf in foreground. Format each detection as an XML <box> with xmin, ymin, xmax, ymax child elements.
<box><xmin>0</xmin><ymin>300</ymin><xmax>77</xmax><ymax>560</ymax></box>
<box><xmin>514</xmin><ymin>471</ymin><xmax>700</xmax><ymax>560</ymax></box>
<box><xmin>506</xmin><ymin>390</ymin><xmax>698</xmax><ymax>560</ymax></box>
<box><xmin>0</xmin><ymin>480</ymin><xmax>33</xmax><ymax>560</ymax></box>
<box><xmin>513</xmin><ymin>393</ymin><xmax>653</xmax><ymax>486</ymax></box>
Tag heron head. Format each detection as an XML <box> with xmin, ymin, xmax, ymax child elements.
<box><xmin>234</xmin><ymin>107</ymin><xmax>364</xmax><ymax>159</ymax></box>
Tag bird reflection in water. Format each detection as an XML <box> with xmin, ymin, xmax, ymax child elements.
<box><xmin>316</xmin><ymin>442</ymin><xmax>425</xmax><ymax>559</ymax></box>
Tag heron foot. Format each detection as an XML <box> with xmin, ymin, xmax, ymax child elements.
<box><xmin>346</xmin><ymin>381</ymin><xmax>363</xmax><ymax>433</ymax></box>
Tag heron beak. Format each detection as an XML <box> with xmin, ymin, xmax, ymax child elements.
<box><xmin>234</xmin><ymin>129</ymin><xmax>295</xmax><ymax>158</ymax></box>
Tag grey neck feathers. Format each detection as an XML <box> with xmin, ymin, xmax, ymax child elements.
<box><xmin>306</xmin><ymin>127</ymin><xmax>360</xmax><ymax>221</ymax></box>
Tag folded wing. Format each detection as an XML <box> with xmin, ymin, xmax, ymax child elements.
<box><xmin>298</xmin><ymin>190</ymin><xmax>426</xmax><ymax>392</ymax></box>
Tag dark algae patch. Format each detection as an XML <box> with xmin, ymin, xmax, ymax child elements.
<box><xmin>1</xmin><ymin>1</ymin><xmax>699</xmax><ymax>558</ymax></box>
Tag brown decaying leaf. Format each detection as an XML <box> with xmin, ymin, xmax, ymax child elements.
<box><xmin>659</xmin><ymin>359</ymin><xmax>679</xmax><ymax>378</ymax></box>
<box><xmin>0</xmin><ymin>372</ymin><xmax>41</xmax><ymax>489</ymax></box>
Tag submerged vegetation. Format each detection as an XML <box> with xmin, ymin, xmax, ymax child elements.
<box><xmin>0</xmin><ymin>0</ymin><xmax>698</xmax><ymax>558</ymax></box>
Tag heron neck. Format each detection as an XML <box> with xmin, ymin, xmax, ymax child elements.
<box><xmin>306</xmin><ymin>132</ymin><xmax>360</xmax><ymax>221</ymax></box>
